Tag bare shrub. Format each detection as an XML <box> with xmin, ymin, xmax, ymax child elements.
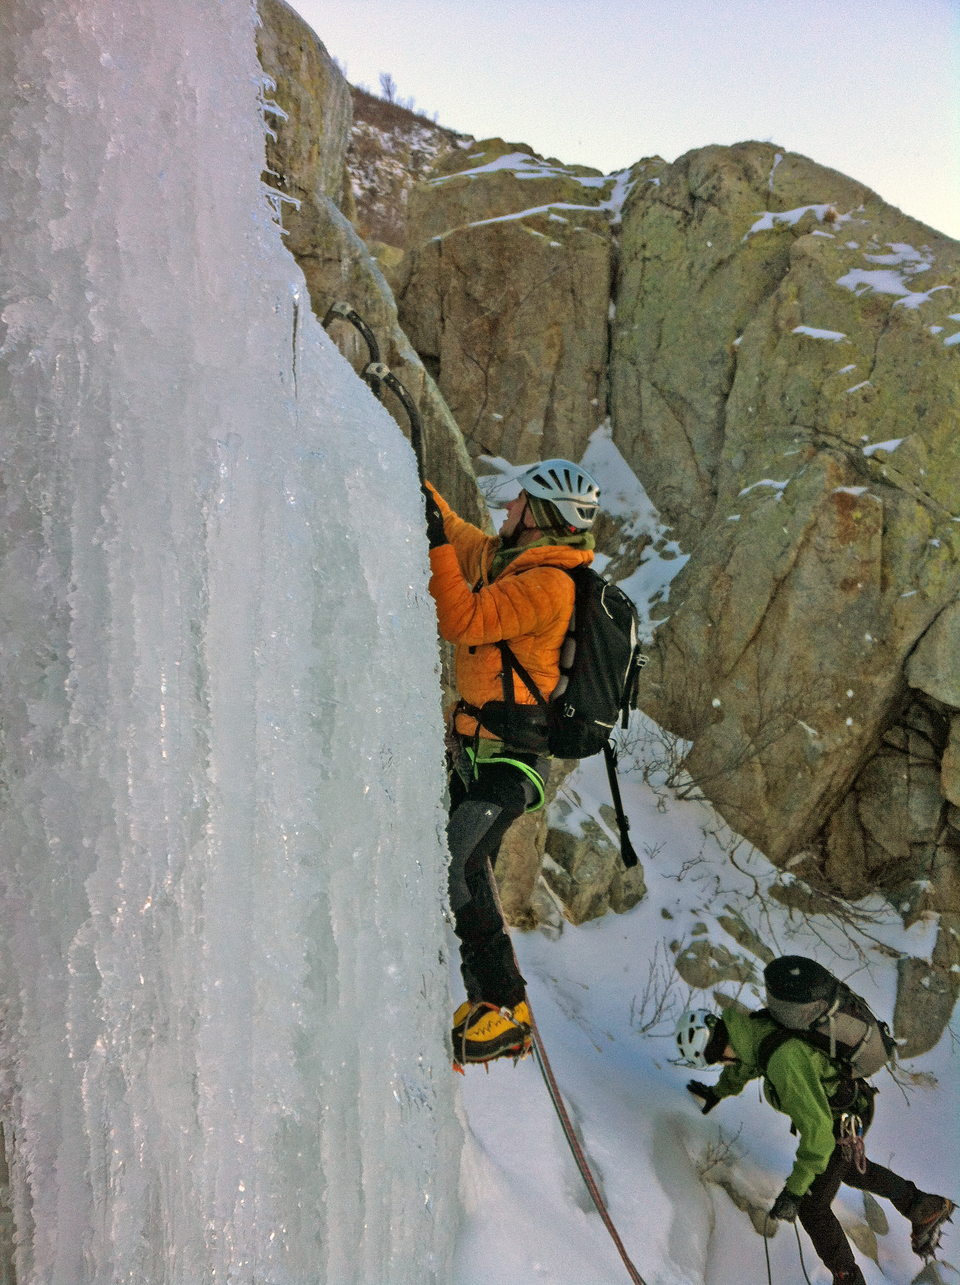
<box><xmin>629</xmin><ymin>938</ymin><xmax>691</xmax><ymax>1035</ymax></box>
<box><xmin>696</xmin><ymin>1124</ymin><xmax>745</xmax><ymax>1181</ymax></box>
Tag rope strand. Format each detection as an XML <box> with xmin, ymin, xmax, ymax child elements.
<box><xmin>529</xmin><ymin>1009</ymin><xmax>649</xmax><ymax>1285</ymax></box>
<box><xmin>762</xmin><ymin>1213</ymin><xmax>815</xmax><ymax>1285</ymax></box>
<box><xmin>484</xmin><ymin>854</ymin><xmax>647</xmax><ymax>1283</ymax></box>
<box><xmin>794</xmin><ymin>1221</ymin><xmax>815</xmax><ymax>1285</ymax></box>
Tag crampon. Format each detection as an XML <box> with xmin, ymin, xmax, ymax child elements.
<box><xmin>910</xmin><ymin>1195</ymin><xmax>956</xmax><ymax>1260</ymax></box>
<box><xmin>451</xmin><ymin>1000</ymin><xmax>532</xmax><ymax>1069</ymax></box>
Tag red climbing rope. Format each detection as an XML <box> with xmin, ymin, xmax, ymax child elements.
<box><xmin>480</xmin><ymin>857</ymin><xmax>647</xmax><ymax>1283</ymax></box>
<box><xmin>528</xmin><ymin>1007</ymin><xmax>649</xmax><ymax>1285</ymax></box>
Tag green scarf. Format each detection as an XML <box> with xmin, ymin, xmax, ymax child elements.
<box><xmin>490</xmin><ymin>529</ymin><xmax>595</xmax><ymax>581</ymax></box>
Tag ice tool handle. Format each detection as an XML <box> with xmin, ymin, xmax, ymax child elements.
<box><xmin>321</xmin><ymin>300</ymin><xmax>381</xmax><ymax>364</ymax></box>
<box><xmin>365</xmin><ymin>361</ymin><xmax>426</xmax><ymax>485</ymax></box>
<box><xmin>322</xmin><ymin>301</ymin><xmax>426</xmax><ymax>486</ymax></box>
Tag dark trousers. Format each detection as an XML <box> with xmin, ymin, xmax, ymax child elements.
<box><xmin>446</xmin><ymin>757</ymin><xmax>543</xmax><ymax>1008</ymax></box>
<box><xmin>799</xmin><ymin>1145</ymin><xmax>920</xmax><ymax>1277</ymax></box>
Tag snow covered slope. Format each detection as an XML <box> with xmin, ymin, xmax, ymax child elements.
<box><xmin>453</xmin><ymin>746</ymin><xmax>960</xmax><ymax>1285</ymax></box>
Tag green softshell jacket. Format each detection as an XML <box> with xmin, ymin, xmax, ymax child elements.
<box><xmin>712</xmin><ymin>1008</ymin><xmax>858</xmax><ymax>1198</ymax></box>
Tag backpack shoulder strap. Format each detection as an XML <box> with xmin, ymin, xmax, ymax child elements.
<box><xmin>496</xmin><ymin>564</ymin><xmax>577</xmax><ymax>711</ymax></box>
<box><xmin>755</xmin><ymin>1025</ymin><xmax>797</xmax><ymax>1078</ymax></box>
<box><xmin>755</xmin><ymin>1014</ymin><xmax>866</xmax><ymax>1123</ymax></box>
<box><xmin>497</xmin><ymin>641</ymin><xmax>551</xmax><ymax>714</ymax></box>
<box><xmin>756</xmin><ymin>1022</ymin><xmax>853</xmax><ymax>1089</ymax></box>
<box><xmin>602</xmin><ymin>740</ymin><xmax>638</xmax><ymax>868</ymax></box>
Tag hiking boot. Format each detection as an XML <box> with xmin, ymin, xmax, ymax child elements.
<box><xmin>909</xmin><ymin>1194</ymin><xmax>956</xmax><ymax>1258</ymax></box>
<box><xmin>451</xmin><ymin>1000</ymin><xmax>532</xmax><ymax>1066</ymax></box>
<box><xmin>832</xmin><ymin>1269</ymin><xmax>866</xmax><ymax>1285</ymax></box>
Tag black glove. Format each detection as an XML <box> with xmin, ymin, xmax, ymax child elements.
<box><xmin>769</xmin><ymin>1187</ymin><xmax>801</xmax><ymax>1223</ymax></box>
<box><xmin>424</xmin><ymin>489</ymin><xmax>447</xmax><ymax>550</ymax></box>
<box><xmin>686</xmin><ymin>1080</ymin><xmax>721</xmax><ymax>1115</ymax></box>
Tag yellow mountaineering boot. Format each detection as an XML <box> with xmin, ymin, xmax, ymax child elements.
<box><xmin>451</xmin><ymin>999</ymin><xmax>532</xmax><ymax>1067</ymax></box>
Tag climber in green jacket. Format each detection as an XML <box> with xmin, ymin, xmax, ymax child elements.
<box><xmin>675</xmin><ymin>1005</ymin><xmax>955</xmax><ymax>1285</ymax></box>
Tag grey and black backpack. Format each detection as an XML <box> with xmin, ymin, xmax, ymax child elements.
<box><xmin>755</xmin><ymin>955</ymin><xmax>897</xmax><ymax>1080</ymax></box>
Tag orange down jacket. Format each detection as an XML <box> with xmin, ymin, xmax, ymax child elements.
<box><xmin>426</xmin><ymin>484</ymin><xmax>594</xmax><ymax>741</ymax></box>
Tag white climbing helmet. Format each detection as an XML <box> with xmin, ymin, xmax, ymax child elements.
<box><xmin>517</xmin><ymin>459</ymin><xmax>601</xmax><ymax>531</ymax></box>
<box><xmin>674</xmin><ymin>1008</ymin><xmax>720</xmax><ymax>1069</ymax></box>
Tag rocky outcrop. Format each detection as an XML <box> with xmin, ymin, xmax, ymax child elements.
<box><xmin>620</xmin><ymin>145</ymin><xmax>960</xmax><ymax>1047</ymax></box>
<box><xmin>673</xmin><ymin>937</ymin><xmax>757</xmax><ymax>990</ymax></box>
<box><xmin>254</xmin><ymin>13</ymin><xmax>960</xmax><ymax>1042</ymax></box>
<box><xmin>494</xmin><ymin>809</ymin><xmax>550</xmax><ymax>930</ymax></box>
<box><xmin>893</xmin><ymin>919</ymin><xmax>960</xmax><ymax>1059</ymax></box>
<box><xmin>626</xmin><ymin>145</ymin><xmax>960</xmax><ymax>869</ymax></box>
<box><xmin>346</xmin><ymin>86</ymin><xmax>474</xmax><ymax>255</ymax></box>
<box><xmin>541</xmin><ymin>788</ymin><xmax>646</xmax><ymax>927</ymax></box>
<box><xmin>257</xmin><ymin>0</ymin><xmax>353</xmax><ymax>215</ymax></box>
<box><xmin>611</xmin><ymin>147</ymin><xmax>880</xmax><ymax>545</ymax></box>
<box><xmin>396</xmin><ymin>141</ymin><xmax>627</xmax><ymax>464</ymax></box>
<box><xmin>256</xmin><ymin>0</ymin><xmax>486</xmax><ymax>525</ymax></box>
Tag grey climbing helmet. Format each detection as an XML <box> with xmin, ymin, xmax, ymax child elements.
<box><xmin>674</xmin><ymin>1008</ymin><xmax>721</xmax><ymax>1069</ymax></box>
<box><xmin>517</xmin><ymin>459</ymin><xmax>601</xmax><ymax>531</ymax></box>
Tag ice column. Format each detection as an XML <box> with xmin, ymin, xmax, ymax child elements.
<box><xmin>0</xmin><ymin>1</ymin><xmax>461</xmax><ymax>1281</ymax></box>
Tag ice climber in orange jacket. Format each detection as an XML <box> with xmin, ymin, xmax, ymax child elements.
<box><xmin>423</xmin><ymin>460</ymin><xmax>601</xmax><ymax>1065</ymax></box>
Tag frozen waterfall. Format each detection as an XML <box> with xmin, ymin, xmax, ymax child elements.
<box><xmin>0</xmin><ymin>1</ymin><xmax>461</xmax><ymax>1281</ymax></box>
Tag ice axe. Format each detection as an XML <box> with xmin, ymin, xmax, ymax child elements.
<box><xmin>322</xmin><ymin>301</ymin><xmax>426</xmax><ymax>486</ymax></box>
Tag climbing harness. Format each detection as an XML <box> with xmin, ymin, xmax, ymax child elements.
<box><xmin>459</xmin><ymin>742</ymin><xmax>546</xmax><ymax>813</ymax></box>
<box><xmin>762</xmin><ymin>1214</ymin><xmax>815</xmax><ymax>1285</ymax></box>
<box><xmin>530</xmin><ymin>1009</ymin><xmax>649</xmax><ymax>1285</ymax></box>
<box><xmin>836</xmin><ymin>1112</ymin><xmax>867</xmax><ymax>1175</ymax></box>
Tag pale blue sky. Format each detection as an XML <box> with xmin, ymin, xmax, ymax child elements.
<box><xmin>290</xmin><ymin>0</ymin><xmax>960</xmax><ymax>240</ymax></box>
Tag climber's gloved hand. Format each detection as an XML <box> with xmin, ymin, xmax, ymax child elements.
<box><xmin>686</xmin><ymin>1080</ymin><xmax>721</xmax><ymax>1115</ymax></box>
<box><xmin>424</xmin><ymin>489</ymin><xmax>447</xmax><ymax>550</ymax></box>
<box><xmin>769</xmin><ymin>1187</ymin><xmax>801</xmax><ymax>1223</ymax></box>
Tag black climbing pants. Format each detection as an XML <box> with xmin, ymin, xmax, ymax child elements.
<box><xmin>446</xmin><ymin>754</ymin><xmax>545</xmax><ymax>1009</ymax></box>
<box><xmin>798</xmin><ymin>1145</ymin><xmax>921</xmax><ymax>1277</ymax></box>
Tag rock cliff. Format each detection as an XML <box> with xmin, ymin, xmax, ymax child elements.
<box><xmin>396</xmin><ymin>140</ymin><xmax>625</xmax><ymax>465</ymax></box>
<box><xmin>618</xmin><ymin>146</ymin><xmax>960</xmax><ymax>1050</ymax></box>
<box><xmin>256</xmin><ymin>0</ymin><xmax>485</xmax><ymax>526</ymax></box>
<box><xmin>256</xmin><ymin>0</ymin><xmax>960</xmax><ymax>1051</ymax></box>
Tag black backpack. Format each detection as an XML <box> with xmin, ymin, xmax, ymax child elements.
<box><xmin>755</xmin><ymin>956</ymin><xmax>898</xmax><ymax>1081</ymax></box>
<box><xmin>466</xmin><ymin>565</ymin><xmax>647</xmax><ymax>865</ymax></box>
<box><xmin>548</xmin><ymin>565</ymin><xmax>647</xmax><ymax>760</ymax></box>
